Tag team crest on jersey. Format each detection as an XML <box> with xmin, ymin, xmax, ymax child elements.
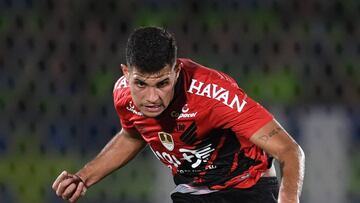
<box><xmin>158</xmin><ymin>132</ymin><xmax>174</xmax><ymax>151</ymax></box>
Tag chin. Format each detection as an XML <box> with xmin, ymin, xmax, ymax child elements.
<box><xmin>142</xmin><ymin>110</ymin><xmax>163</xmax><ymax>118</ymax></box>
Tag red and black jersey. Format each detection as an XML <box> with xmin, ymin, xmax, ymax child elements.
<box><xmin>113</xmin><ymin>58</ymin><xmax>274</xmax><ymax>190</ymax></box>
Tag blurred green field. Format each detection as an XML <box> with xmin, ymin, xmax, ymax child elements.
<box><xmin>0</xmin><ymin>136</ymin><xmax>155</xmax><ymax>203</ymax></box>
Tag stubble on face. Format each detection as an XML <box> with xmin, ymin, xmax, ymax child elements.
<box><xmin>125</xmin><ymin>64</ymin><xmax>180</xmax><ymax>117</ymax></box>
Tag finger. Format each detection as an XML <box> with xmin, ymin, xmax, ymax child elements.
<box><xmin>69</xmin><ymin>174</ymin><xmax>83</xmax><ymax>182</ymax></box>
<box><xmin>56</xmin><ymin>176</ymin><xmax>77</xmax><ymax>196</ymax></box>
<box><xmin>69</xmin><ymin>182</ymin><xmax>86</xmax><ymax>203</ymax></box>
<box><xmin>81</xmin><ymin>185</ymin><xmax>87</xmax><ymax>196</ymax></box>
<box><xmin>52</xmin><ymin>171</ymin><xmax>68</xmax><ymax>190</ymax></box>
<box><xmin>62</xmin><ymin>183</ymin><xmax>77</xmax><ymax>200</ymax></box>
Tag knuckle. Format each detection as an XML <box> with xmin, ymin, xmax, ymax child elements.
<box><xmin>69</xmin><ymin>195</ymin><xmax>78</xmax><ymax>203</ymax></box>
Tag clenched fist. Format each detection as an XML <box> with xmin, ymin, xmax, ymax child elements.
<box><xmin>52</xmin><ymin>171</ymin><xmax>87</xmax><ymax>202</ymax></box>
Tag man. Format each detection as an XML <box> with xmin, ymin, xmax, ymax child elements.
<box><xmin>52</xmin><ymin>26</ymin><xmax>305</xmax><ymax>203</ymax></box>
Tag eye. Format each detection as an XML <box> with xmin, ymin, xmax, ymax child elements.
<box><xmin>157</xmin><ymin>80</ymin><xmax>169</xmax><ymax>88</ymax></box>
<box><xmin>135</xmin><ymin>80</ymin><xmax>146</xmax><ymax>88</ymax></box>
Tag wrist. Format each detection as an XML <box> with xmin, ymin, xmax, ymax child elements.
<box><xmin>74</xmin><ymin>172</ymin><xmax>89</xmax><ymax>188</ymax></box>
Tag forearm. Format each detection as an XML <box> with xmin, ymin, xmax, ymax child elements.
<box><xmin>76</xmin><ymin>130</ymin><xmax>146</xmax><ymax>187</ymax></box>
<box><xmin>249</xmin><ymin>120</ymin><xmax>306</xmax><ymax>202</ymax></box>
<box><xmin>278</xmin><ymin>145</ymin><xmax>305</xmax><ymax>203</ymax></box>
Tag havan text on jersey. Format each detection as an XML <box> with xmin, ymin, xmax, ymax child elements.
<box><xmin>187</xmin><ymin>79</ymin><xmax>247</xmax><ymax>113</ymax></box>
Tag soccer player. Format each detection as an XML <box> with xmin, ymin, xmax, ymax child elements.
<box><xmin>52</xmin><ymin>27</ymin><xmax>305</xmax><ymax>203</ymax></box>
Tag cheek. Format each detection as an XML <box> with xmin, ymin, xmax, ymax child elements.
<box><xmin>130</xmin><ymin>88</ymin><xmax>144</xmax><ymax>102</ymax></box>
<box><xmin>159</xmin><ymin>88</ymin><xmax>174</xmax><ymax>103</ymax></box>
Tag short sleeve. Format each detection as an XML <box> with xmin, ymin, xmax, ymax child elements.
<box><xmin>208</xmin><ymin>88</ymin><xmax>273</xmax><ymax>140</ymax></box>
<box><xmin>116</xmin><ymin>104</ymin><xmax>136</xmax><ymax>130</ymax></box>
<box><xmin>113</xmin><ymin>77</ymin><xmax>136</xmax><ymax>131</ymax></box>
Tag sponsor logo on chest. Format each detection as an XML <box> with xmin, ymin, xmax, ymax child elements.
<box><xmin>151</xmin><ymin>137</ymin><xmax>215</xmax><ymax>169</ymax></box>
<box><xmin>171</xmin><ymin>104</ymin><xmax>197</xmax><ymax>119</ymax></box>
<box><xmin>187</xmin><ymin>79</ymin><xmax>247</xmax><ymax>113</ymax></box>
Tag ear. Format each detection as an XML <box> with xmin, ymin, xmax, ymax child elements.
<box><xmin>121</xmin><ymin>64</ymin><xmax>130</xmax><ymax>80</ymax></box>
<box><xmin>174</xmin><ymin>62</ymin><xmax>182</xmax><ymax>79</ymax></box>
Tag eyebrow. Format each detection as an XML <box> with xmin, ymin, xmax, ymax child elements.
<box><xmin>133</xmin><ymin>70</ymin><xmax>171</xmax><ymax>78</ymax></box>
<box><xmin>158</xmin><ymin>78</ymin><xmax>169</xmax><ymax>83</ymax></box>
<box><xmin>134</xmin><ymin>78</ymin><xmax>146</xmax><ymax>83</ymax></box>
<box><xmin>134</xmin><ymin>78</ymin><xmax>170</xmax><ymax>85</ymax></box>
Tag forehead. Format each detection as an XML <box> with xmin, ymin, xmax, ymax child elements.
<box><xmin>130</xmin><ymin>65</ymin><xmax>173</xmax><ymax>80</ymax></box>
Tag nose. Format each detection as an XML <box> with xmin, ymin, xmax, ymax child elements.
<box><xmin>145</xmin><ymin>87</ymin><xmax>160</xmax><ymax>103</ymax></box>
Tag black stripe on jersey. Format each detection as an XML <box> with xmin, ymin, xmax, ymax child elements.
<box><xmin>196</xmin><ymin>130</ymin><xmax>261</xmax><ymax>187</ymax></box>
<box><xmin>180</xmin><ymin>122</ymin><xmax>197</xmax><ymax>144</ymax></box>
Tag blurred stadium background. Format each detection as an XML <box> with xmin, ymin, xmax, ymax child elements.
<box><xmin>0</xmin><ymin>0</ymin><xmax>359</xmax><ymax>202</ymax></box>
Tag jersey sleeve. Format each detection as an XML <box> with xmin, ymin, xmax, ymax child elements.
<box><xmin>113</xmin><ymin>76</ymin><xmax>136</xmax><ymax>131</ymax></box>
<box><xmin>208</xmin><ymin>86</ymin><xmax>273</xmax><ymax>140</ymax></box>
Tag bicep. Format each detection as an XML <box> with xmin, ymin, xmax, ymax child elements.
<box><xmin>249</xmin><ymin>119</ymin><xmax>299</xmax><ymax>161</ymax></box>
<box><xmin>120</xmin><ymin>128</ymin><xmax>144</xmax><ymax>141</ymax></box>
<box><xmin>102</xmin><ymin>128</ymin><xmax>146</xmax><ymax>155</ymax></box>
<box><xmin>117</xmin><ymin>128</ymin><xmax>147</xmax><ymax>147</ymax></box>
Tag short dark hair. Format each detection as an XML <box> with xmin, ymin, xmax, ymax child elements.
<box><xmin>126</xmin><ymin>26</ymin><xmax>177</xmax><ymax>73</ymax></box>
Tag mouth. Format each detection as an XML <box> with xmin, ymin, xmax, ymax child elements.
<box><xmin>143</xmin><ymin>104</ymin><xmax>163</xmax><ymax>113</ymax></box>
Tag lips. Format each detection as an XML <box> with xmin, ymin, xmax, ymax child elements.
<box><xmin>143</xmin><ymin>104</ymin><xmax>162</xmax><ymax>113</ymax></box>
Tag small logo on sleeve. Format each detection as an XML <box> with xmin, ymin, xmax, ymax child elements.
<box><xmin>126</xmin><ymin>101</ymin><xmax>143</xmax><ymax>116</ymax></box>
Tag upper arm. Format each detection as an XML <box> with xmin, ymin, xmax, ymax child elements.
<box><xmin>249</xmin><ymin>119</ymin><xmax>300</xmax><ymax>161</ymax></box>
<box><xmin>118</xmin><ymin>128</ymin><xmax>147</xmax><ymax>146</ymax></box>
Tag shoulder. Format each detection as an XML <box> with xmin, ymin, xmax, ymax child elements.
<box><xmin>179</xmin><ymin>58</ymin><xmax>239</xmax><ymax>89</ymax></box>
<box><xmin>113</xmin><ymin>75</ymin><xmax>128</xmax><ymax>92</ymax></box>
<box><xmin>180</xmin><ymin>58</ymin><xmax>246</xmax><ymax>111</ymax></box>
<box><xmin>113</xmin><ymin>76</ymin><xmax>131</xmax><ymax>107</ymax></box>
